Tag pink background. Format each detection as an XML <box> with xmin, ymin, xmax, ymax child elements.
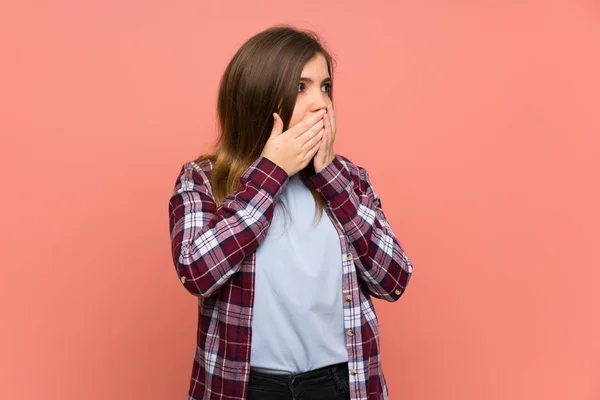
<box><xmin>1</xmin><ymin>1</ymin><xmax>599</xmax><ymax>399</ymax></box>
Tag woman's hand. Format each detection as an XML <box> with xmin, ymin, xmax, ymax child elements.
<box><xmin>262</xmin><ymin>110</ymin><xmax>326</xmax><ymax>177</ymax></box>
<box><xmin>313</xmin><ymin>103</ymin><xmax>336</xmax><ymax>174</ymax></box>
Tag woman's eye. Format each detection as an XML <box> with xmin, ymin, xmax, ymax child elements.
<box><xmin>297</xmin><ymin>83</ymin><xmax>331</xmax><ymax>93</ymax></box>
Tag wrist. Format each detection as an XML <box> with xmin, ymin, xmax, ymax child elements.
<box><xmin>316</xmin><ymin>155</ymin><xmax>335</xmax><ymax>174</ymax></box>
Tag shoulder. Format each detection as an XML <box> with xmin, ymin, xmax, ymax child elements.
<box><xmin>335</xmin><ymin>153</ymin><xmax>376</xmax><ymax>195</ymax></box>
<box><xmin>336</xmin><ymin>153</ymin><xmax>370</xmax><ymax>179</ymax></box>
<box><xmin>336</xmin><ymin>154</ymin><xmax>359</xmax><ymax>172</ymax></box>
<box><xmin>172</xmin><ymin>157</ymin><xmax>214</xmax><ymax>195</ymax></box>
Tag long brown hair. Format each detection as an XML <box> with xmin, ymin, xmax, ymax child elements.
<box><xmin>196</xmin><ymin>24</ymin><xmax>338</xmax><ymax>227</ymax></box>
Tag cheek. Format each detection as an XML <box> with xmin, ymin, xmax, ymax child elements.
<box><xmin>288</xmin><ymin>116</ymin><xmax>300</xmax><ymax>129</ymax></box>
<box><xmin>288</xmin><ymin>109</ymin><xmax>303</xmax><ymax>130</ymax></box>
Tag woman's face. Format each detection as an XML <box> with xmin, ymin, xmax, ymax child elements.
<box><xmin>288</xmin><ymin>53</ymin><xmax>332</xmax><ymax>131</ymax></box>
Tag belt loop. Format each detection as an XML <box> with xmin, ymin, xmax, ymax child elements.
<box><xmin>331</xmin><ymin>371</ymin><xmax>345</xmax><ymax>392</ymax></box>
<box><xmin>331</xmin><ymin>363</ymin><xmax>349</xmax><ymax>392</ymax></box>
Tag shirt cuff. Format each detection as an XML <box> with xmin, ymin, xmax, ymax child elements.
<box><xmin>242</xmin><ymin>156</ymin><xmax>289</xmax><ymax>198</ymax></box>
<box><xmin>306</xmin><ymin>155</ymin><xmax>353</xmax><ymax>201</ymax></box>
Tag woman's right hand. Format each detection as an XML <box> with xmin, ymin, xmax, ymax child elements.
<box><xmin>260</xmin><ymin>109</ymin><xmax>326</xmax><ymax>177</ymax></box>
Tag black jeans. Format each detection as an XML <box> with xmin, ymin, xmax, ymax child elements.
<box><xmin>247</xmin><ymin>362</ymin><xmax>351</xmax><ymax>400</ymax></box>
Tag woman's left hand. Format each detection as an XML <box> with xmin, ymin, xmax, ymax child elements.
<box><xmin>313</xmin><ymin>103</ymin><xmax>337</xmax><ymax>174</ymax></box>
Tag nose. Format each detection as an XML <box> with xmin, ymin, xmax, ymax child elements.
<box><xmin>308</xmin><ymin>88</ymin><xmax>330</xmax><ymax>114</ymax></box>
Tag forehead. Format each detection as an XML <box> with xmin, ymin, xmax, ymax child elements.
<box><xmin>301</xmin><ymin>53</ymin><xmax>329</xmax><ymax>77</ymax></box>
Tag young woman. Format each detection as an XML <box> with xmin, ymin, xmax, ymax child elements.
<box><xmin>168</xmin><ymin>24</ymin><xmax>413</xmax><ymax>400</ymax></box>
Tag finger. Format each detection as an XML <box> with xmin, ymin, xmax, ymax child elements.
<box><xmin>314</xmin><ymin>128</ymin><xmax>325</xmax><ymax>148</ymax></box>
<box><xmin>323</xmin><ymin>111</ymin><xmax>330</xmax><ymax>135</ymax></box>
<box><xmin>327</xmin><ymin>104</ymin><xmax>336</xmax><ymax>133</ymax></box>
<box><xmin>288</xmin><ymin>109</ymin><xmax>326</xmax><ymax>137</ymax></box>
<box><xmin>308</xmin><ymin>132</ymin><xmax>323</xmax><ymax>157</ymax></box>
<box><xmin>316</xmin><ymin>128</ymin><xmax>327</xmax><ymax>155</ymax></box>
<box><xmin>324</xmin><ymin>115</ymin><xmax>335</xmax><ymax>149</ymax></box>
<box><xmin>324</xmin><ymin>116</ymin><xmax>334</xmax><ymax>147</ymax></box>
<box><xmin>270</xmin><ymin>113</ymin><xmax>283</xmax><ymax>137</ymax></box>
<box><xmin>299</xmin><ymin>119</ymin><xmax>325</xmax><ymax>147</ymax></box>
<box><xmin>302</xmin><ymin>127</ymin><xmax>324</xmax><ymax>151</ymax></box>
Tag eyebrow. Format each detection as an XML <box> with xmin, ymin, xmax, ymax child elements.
<box><xmin>299</xmin><ymin>76</ymin><xmax>332</xmax><ymax>84</ymax></box>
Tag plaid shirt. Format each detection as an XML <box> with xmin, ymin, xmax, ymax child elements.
<box><xmin>168</xmin><ymin>154</ymin><xmax>413</xmax><ymax>400</ymax></box>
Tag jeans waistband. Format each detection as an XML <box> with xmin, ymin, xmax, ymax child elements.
<box><xmin>249</xmin><ymin>362</ymin><xmax>348</xmax><ymax>387</ymax></box>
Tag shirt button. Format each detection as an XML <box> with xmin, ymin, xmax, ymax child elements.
<box><xmin>350</xmin><ymin>370</ymin><xmax>357</xmax><ymax>376</ymax></box>
<box><xmin>180</xmin><ymin>276</ymin><xmax>187</xmax><ymax>284</ymax></box>
<box><xmin>345</xmin><ymin>295</ymin><xmax>352</xmax><ymax>302</ymax></box>
<box><xmin>346</xmin><ymin>254</ymin><xmax>352</xmax><ymax>260</ymax></box>
<box><xmin>347</xmin><ymin>330</ymin><xmax>354</xmax><ymax>337</ymax></box>
<box><xmin>395</xmin><ymin>289</ymin><xmax>402</xmax><ymax>295</ymax></box>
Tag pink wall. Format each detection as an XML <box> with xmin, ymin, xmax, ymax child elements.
<box><xmin>2</xmin><ymin>1</ymin><xmax>599</xmax><ymax>399</ymax></box>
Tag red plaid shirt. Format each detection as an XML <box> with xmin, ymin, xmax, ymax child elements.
<box><xmin>168</xmin><ymin>154</ymin><xmax>413</xmax><ymax>400</ymax></box>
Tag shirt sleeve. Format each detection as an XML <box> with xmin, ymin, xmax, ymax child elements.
<box><xmin>168</xmin><ymin>156</ymin><xmax>289</xmax><ymax>298</ymax></box>
<box><xmin>306</xmin><ymin>154</ymin><xmax>413</xmax><ymax>302</ymax></box>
